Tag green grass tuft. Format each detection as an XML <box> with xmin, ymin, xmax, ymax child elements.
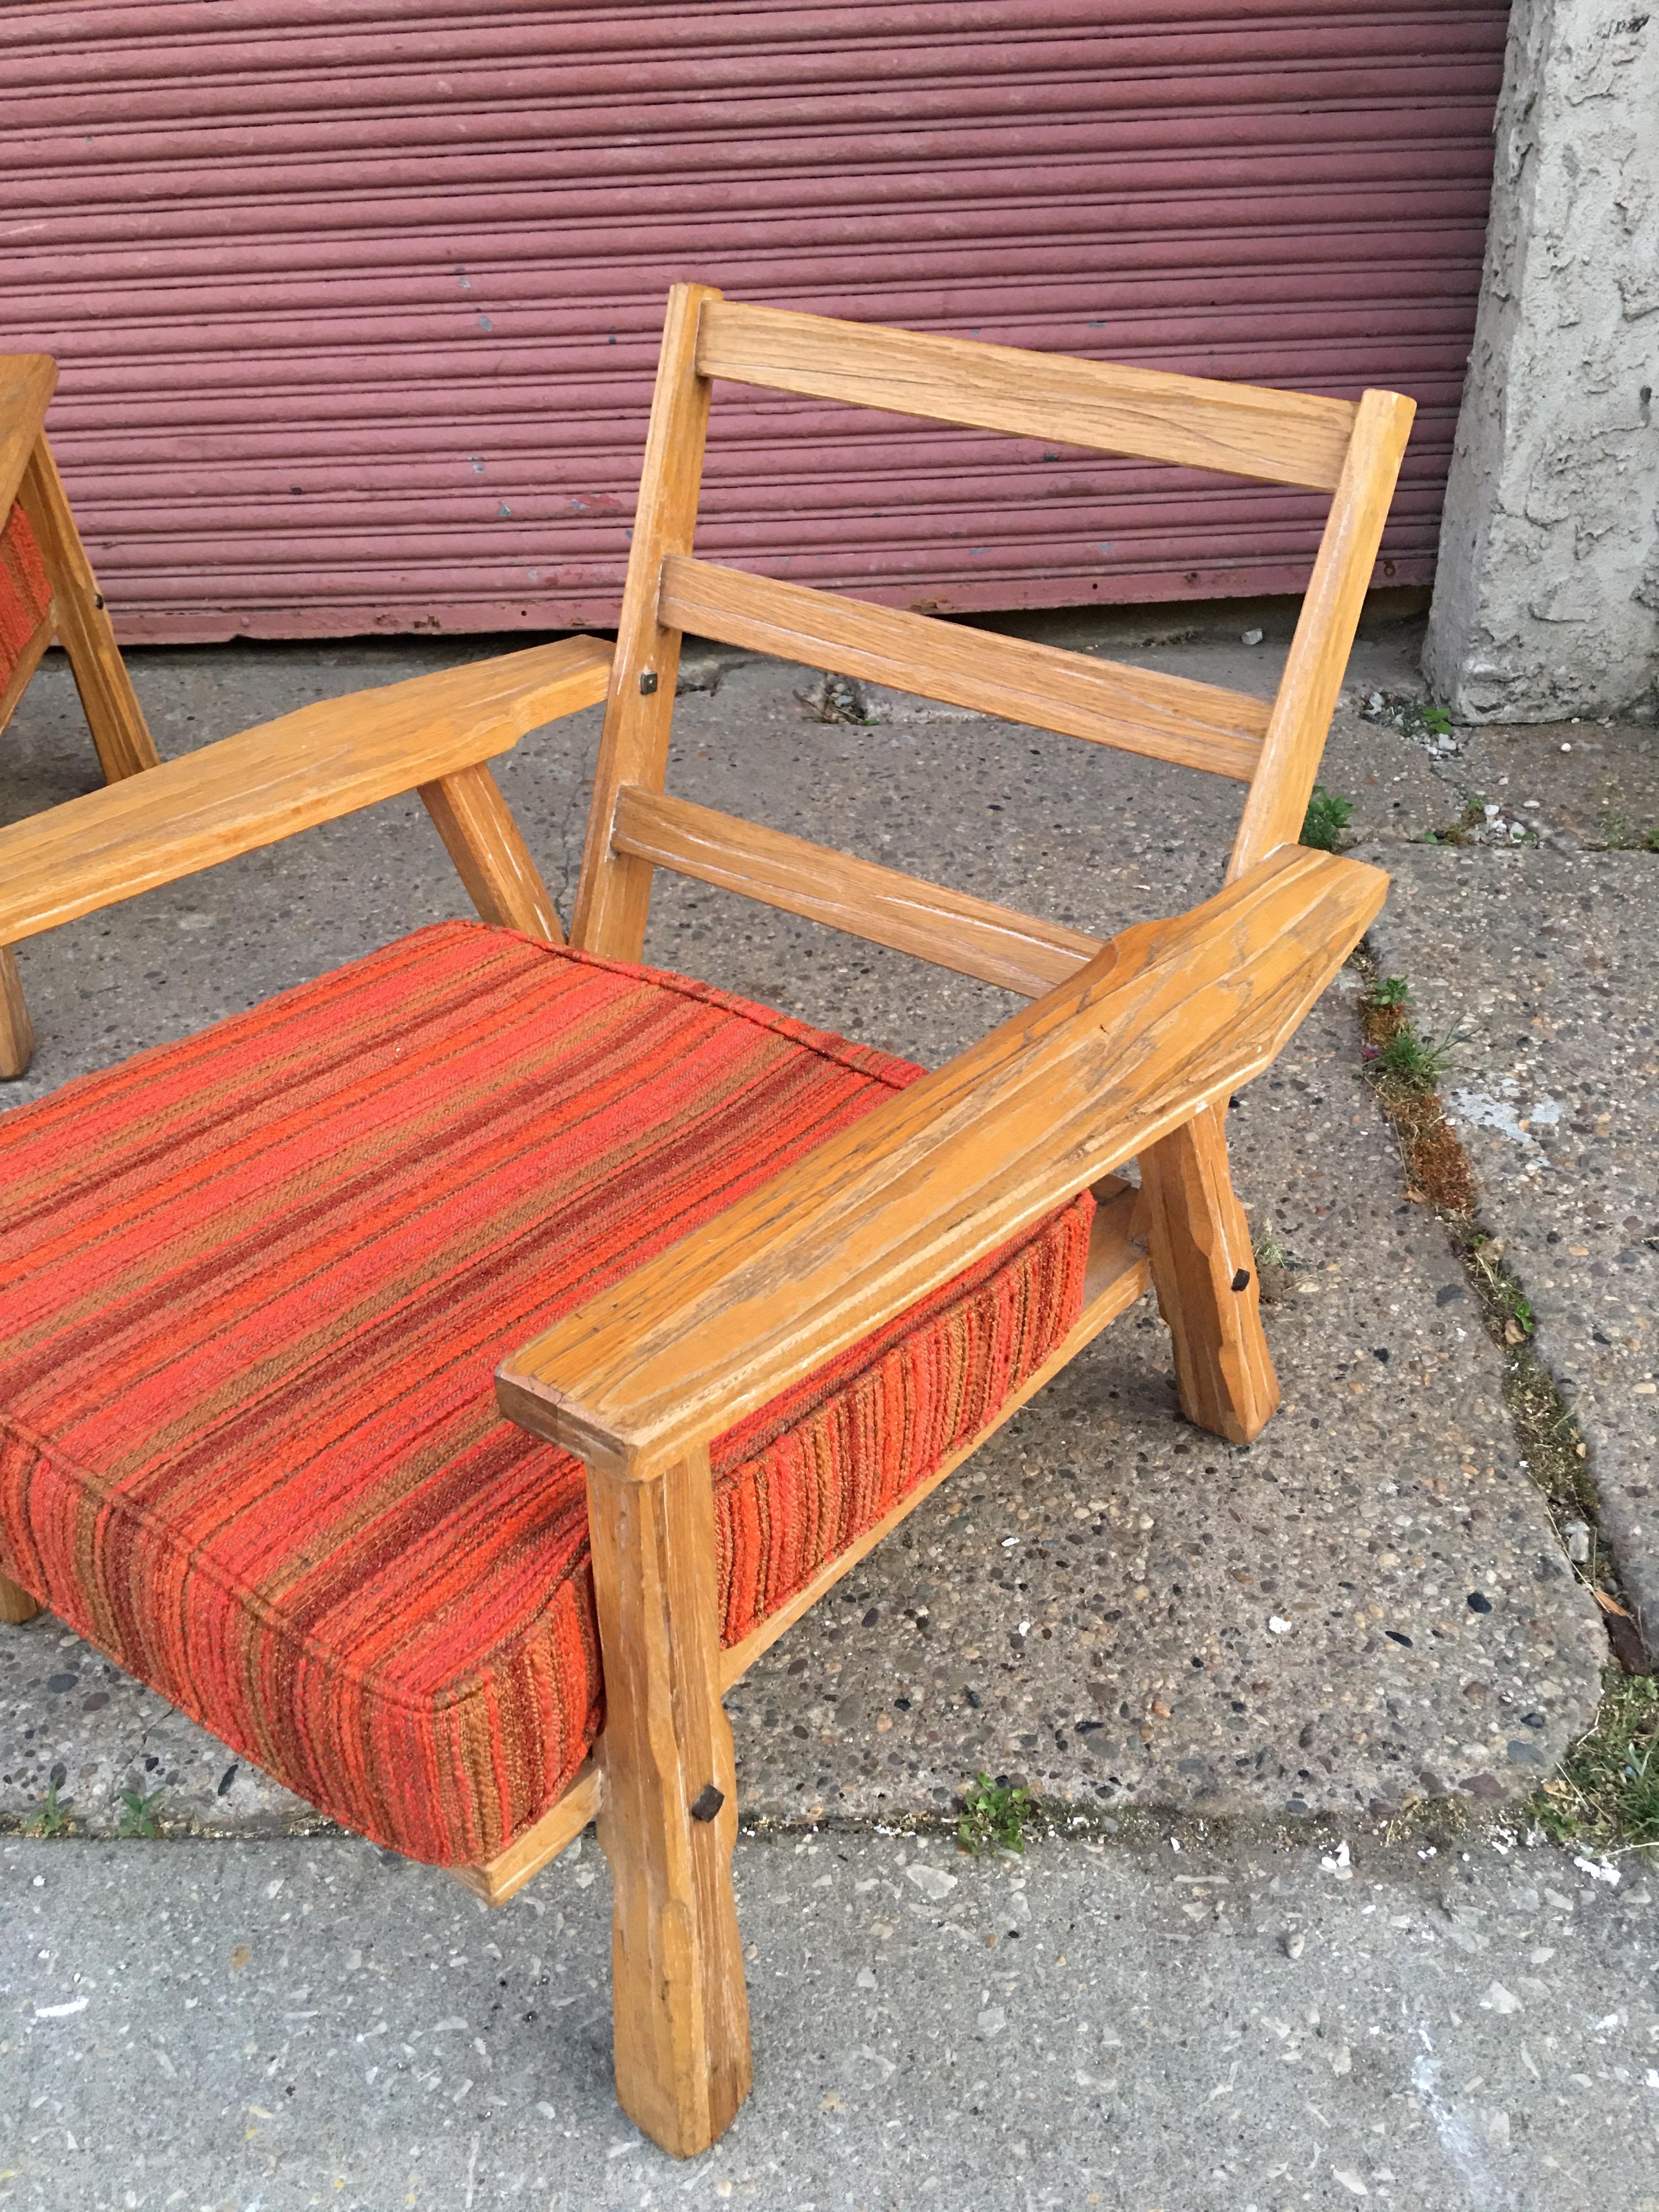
<box><xmin>957</xmin><ymin>1773</ymin><xmax>1034</xmax><ymax>1856</ymax></box>
<box><xmin>1301</xmin><ymin>786</ymin><xmax>1354</xmax><ymax>852</ymax></box>
<box><xmin>1375</xmin><ymin>1024</ymin><xmax>1460</xmax><ymax>1091</ymax></box>
<box><xmin>1530</xmin><ymin>1670</ymin><xmax>1659</xmax><ymax>1854</ymax></box>
<box><xmin>24</xmin><ymin>1782</ymin><xmax>72</xmax><ymax>1839</ymax></box>
<box><xmin>117</xmin><ymin>1785</ymin><xmax>164</xmax><ymax>1840</ymax></box>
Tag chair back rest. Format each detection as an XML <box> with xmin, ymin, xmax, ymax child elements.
<box><xmin>569</xmin><ymin>286</ymin><xmax>1416</xmax><ymax>979</ymax></box>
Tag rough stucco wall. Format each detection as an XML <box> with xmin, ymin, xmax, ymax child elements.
<box><xmin>1423</xmin><ymin>1</ymin><xmax>1658</xmax><ymax>723</ymax></box>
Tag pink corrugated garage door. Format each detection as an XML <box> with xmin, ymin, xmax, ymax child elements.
<box><xmin>1</xmin><ymin>1</ymin><xmax>1510</xmax><ymax>643</ymax></box>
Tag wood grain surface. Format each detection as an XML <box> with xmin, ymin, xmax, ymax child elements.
<box><xmin>659</xmin><ymin>555</ymin><xmax>1267</xmax><ymax>779</ymax></box>
<box><xmin>697</xmin><ymin>300</ymin><xmax>1359</xmax><ymax>490</ymax></box>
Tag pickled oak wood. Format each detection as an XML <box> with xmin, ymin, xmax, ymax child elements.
<box><xmin>0</xmin><ymin>354</ymin><xmax>55</xmax><ymax>520</ymax></box>
<box><xmin>0</xmin><ymin>1569</ymin><xmax>43</xmax><ymax>1626</ymax></box>
<box><xmin>588</xmin><ymin>1446</ymin><xmax>752</xmax><ymax>2158</ymax></box>
<box><xmin>18</xmin><ymin>440</ymin><xmax>159</xmax><ymax>784</ymax></box>
<box><xmin>452</xmin><ymin>1762</ymin><xmax>602</xmax><ymax>1906</ymax></box>
<box><xmin>572</xmin><ymin>283</ymin><xmax>721</xmax><ymax>963</ymax></box>
<box><xmin>498</xmin><ymin>847</ymin><xmax>1386</xmax><ymax>1474</ymax></box>
<box><xmin>1229</xmin><ymin>388</ymin><xmax>1417</xmax><ymax>879</ymax></box>
<box><xmin>658</xmin><ymin>556</ymin><xmax>1267</xmax><ymax>780</ymax></box>
<box><xmin>0</xmin><ymin>635</ymin><xmax>611</xmax><ymax>947</ymax></box>
<box><xmin>0</xmin><ymin>948</ymin><xmax>33</xmax><ymax>1080</ymax></box>
<box><xmin>696</xmin><ymin>300</ymin><xmax>1360</xmax><ymax>492</ymax></box>
<box><xmin>611</xmin><ymin>785</ymin><xmax>1103</xmax><ymax>1000</ymax></box>
<box><xmin>418</xmin><ymin>760</ymin><xmax>564</xmax><ymax>944</ymax></box>
<box><xmin>716</xmin><ymin>1175</ymin><xmax>1149</xmax><ymax>1689</ymax></box>
<box><xmin>1140</xmin><ymin>1103</ymin><xmax>1280</xmax><ymax>1445</ymax></box>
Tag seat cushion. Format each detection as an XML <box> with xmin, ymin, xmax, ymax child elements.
<box><xmin>0</xmin><ymin>922</ymin><xmax>1092</xmax><ymax>1865</ymax></box>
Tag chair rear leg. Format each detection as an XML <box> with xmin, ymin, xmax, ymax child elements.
<box><xmin>20</xmin><ymin>441</ymin><xmax>160</xmax><ymax>785</ymax></box>
<box><xmin>1139</xmin><ymin>1103</ymin><xmax>1279</xmax><ymax>1446</ymax></box>
<box><xmin>586</xmin><ymin>1446</ymin><xmax>752</xmax><ymax>2158</ymax></box>
<box><xmin>1</xmin><ymin>948</ymin><xmax>34</xmax><ymax>1079</ymax></box>
<box><xmin>1</xmin><ymin>1573</ymin><xmax>43</xmax><ymax>1624</ymax></box>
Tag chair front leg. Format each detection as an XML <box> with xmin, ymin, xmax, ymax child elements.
<box><xmin>1</xmin><ymin>1570</ymin><xmax>43</xmax><ymax>1624</ymax></box>
<box><xmin>586</xmin><ymin>1444</ymin><xmax>752</xmax><ymax>2158</ymax></box>
<box><xmin>1139</xmin><ymin>1101</ymin><xmax>1280</xmax><ymax>1446</ymax></box>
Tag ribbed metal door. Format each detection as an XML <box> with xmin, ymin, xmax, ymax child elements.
<box><xmin>3</xmin><ymin>2</ymin><xmax>1510</xmax><ymax>642</ymax></box>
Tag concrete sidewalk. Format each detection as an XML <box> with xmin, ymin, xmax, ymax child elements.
<box><xmin>3</xmin><ymin>1825</ymin><xmax>1655</xmax><ymax>2211</ymax></box>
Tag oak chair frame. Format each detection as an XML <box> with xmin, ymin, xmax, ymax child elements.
<box><xmin>0</xmin><ymin>294</ymin><xmax>1413</xmax><ymax>2159</ymax></box>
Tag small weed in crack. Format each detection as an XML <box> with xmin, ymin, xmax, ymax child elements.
<box><xmin>24</xmin><ymin>1782</ymin><xmax>73</xmax><ymax>1838</ymax></box>
<box><xmin>1355</xmin><ymin>976</ymin><xmax>1475</xmax><ymax>1213</ymax></box>
<box><xmin>117</xmin><ymin>1785</ymin><xmax>164</xmax><ymax>1839</ymax></box>
<box><xmin>1468</xmin><ymin>1233</ymin><xmax>1535</xmax><ymax>1344</ymax></box>
<box><xmin>957</xmin><ymin>1773</ymin><xmax>1034</xmax><ymax>1856</ymax></box>
<box><xmin>1300</xmin><ymin>785</ymin><xmax>1354</xmax><ymax>852</ymax></box>
<box><xmin>1528</xmin><ymin>1668</ymin><xmax>1659</xmax><ymax>1855</ymax></box>
<box><xmin>1251</xmin><ymin>1231</ymin><xmax>1300</xmax><ymax>1306</ymax></box>
<box><xmin>1594</xmin><ymin>806</ymin><xmax>1659</xmax><ymax>854</ymax></box>
<box><xmin>1360</xmin><ymin>690</ymin><xmax>1462</xmax><ymax>759</ymax></box>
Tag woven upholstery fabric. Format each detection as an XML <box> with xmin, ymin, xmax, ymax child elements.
<box><xmin>0</xmin><ymin>923</ymin><xmax>1092</xmax><ymax>1866</ymax></box>
<box><xmin>0</xmin><ymin>499</ymin><xmax>51</xmax><ymax>708</ymax></box>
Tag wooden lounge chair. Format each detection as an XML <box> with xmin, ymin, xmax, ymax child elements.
<box><xmin>0</xmin><ymin>290</ymin><xmax>1411</xmax><ymax>2157</ymax></box>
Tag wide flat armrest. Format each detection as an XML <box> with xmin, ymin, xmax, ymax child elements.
<box><xmin>497</xmin><ymin>844</ymin><xmax>1386</xmax><ymax>1474</ymax></box>
<box><xmin>0</xmin><ymin>634</ymin><xmax>612</xmax><ymax>945</ymax></box>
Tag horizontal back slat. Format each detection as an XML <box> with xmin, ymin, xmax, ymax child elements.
<box><xmin>696</xmin><ymin>301</ymin><xmax>1359</xmax><ymax>493</ymax></box>
<box><xmin>611</xmin><ymin>785</ymin><xmax>1103</xmax><ymax>1000</ymax></box>
<box><xmin>659</xmin><ymin>555</ymin><xmax>1267</xmax><ymax>781</ymax></box>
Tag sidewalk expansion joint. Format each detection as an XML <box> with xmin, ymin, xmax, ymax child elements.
<box><xmin>1348</xmin><ymin>940</ymin><xmax>1651</xmax><ymax>1681</ymax></box>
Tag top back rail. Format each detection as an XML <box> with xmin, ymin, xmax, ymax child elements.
<box><xmin>572</xmin><ymin>285</ymin><xmax>1415</xmax><ymax>969</ymax></box>
<box><xmin>695</xmin><ymin>302</ymin><xmax>1360</xmax><ymax>491</ymax></box>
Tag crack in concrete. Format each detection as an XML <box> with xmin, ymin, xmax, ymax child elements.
<box><xmin>1350</xmin><ymin>942</ymin><xmax>1652</xmax><ymax>1680</ymax></box>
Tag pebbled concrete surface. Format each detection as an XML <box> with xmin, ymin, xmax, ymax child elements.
<box><xmin>1</xmin><ymin>623</ymin><xmax>1608</xmax><ymax>1840</ymax></box>
<box><xmin>1369</xmin><ymin>842</ymin><xmax>1659</xmax><ymax>1637</ymax></box>
<box><xmin>2</xmin><ymin>1828</ymin><xmax>1656</xmax><ymax>2211</ymax></box>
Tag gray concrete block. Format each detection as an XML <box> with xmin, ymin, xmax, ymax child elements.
<box><xmin>1423</xmin><ymin>2</ymin><xmax>1659</xmax><ymax>724</ymax></box>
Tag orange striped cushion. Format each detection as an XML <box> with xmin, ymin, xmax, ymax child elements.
<box><xmin>0</xmin><ymin>923</ymin><xmax>1092</xmax><ymax>1865</ymax></box>
<box><xmin>0</xmin><ymin>499</ymin><xmax>51</xmax><ymax>703</ymax></box>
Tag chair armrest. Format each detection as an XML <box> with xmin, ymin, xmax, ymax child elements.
<box><xmin>497</xmin><ymin>844</ymin><xmax>1386</xmax><ymax>1474</ymax></box>
<box><xmin>0</xmin><ymin>634</ymin><xmax>612</xmax><ymax>945</ymax></box>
